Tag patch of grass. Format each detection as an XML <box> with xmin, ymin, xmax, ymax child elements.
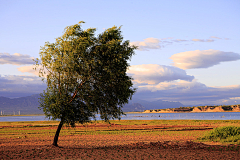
<box><xmin>107</xmin><ymin>120</ymin><xmax>240</xmax><ymax>127</ymax></box>
<box><xmin>199</xmin><ymin>126</ymin><xmax>240</xmax><ymax>144</ymax></box>
<box><xmin>1</xmin><ymin>119</ymin><xmax>240</xmax><ymax>127</ymax></box>
<box><xmin>0</xmin><ymin>120</ymin><xmax>59</xmax><ymax>126</ymax></box>
<box><xmin>1</xmin><ymin>120</ymin><xmax>240</xmax><ymax>145</ymax></box>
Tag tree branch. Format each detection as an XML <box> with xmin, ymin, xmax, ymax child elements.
<box><xmin>68</xmin><ymin>79</ymin><xmax>87</xmax><ymax>104</ymax></box>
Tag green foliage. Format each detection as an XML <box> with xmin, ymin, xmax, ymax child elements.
<box><xmin>222</xmin><ymin>106</ymin><xmax>233</xmax><ymax>111</ymax></box>
<box><xmin>35</xmin><ymin>21</ymin><xmax>137</xmax><ymax>127</ymax></box>
<box><xmin>200</xmin><ymin>126</ymin><xmax>240</xmax><ymax>144</ymax></box>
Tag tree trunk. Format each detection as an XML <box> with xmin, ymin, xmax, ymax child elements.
<box><xmin>52</xmin><ymin>120</ymin><xmax>64</xmax><ymax>147</ymax></box>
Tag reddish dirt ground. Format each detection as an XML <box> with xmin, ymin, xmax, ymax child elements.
<box><xmin>1</xmin><ymin>124</ymin><xmax>240</xmax><ymax>159</ymax></box>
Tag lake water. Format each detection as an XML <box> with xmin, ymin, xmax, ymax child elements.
<box><xmin>1</xmin><ymin>112</ymin><xmax>240</xmax><ymax>122</ymax></box>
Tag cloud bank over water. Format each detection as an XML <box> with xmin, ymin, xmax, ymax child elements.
<box><xmin>133</xmin><ymin>79</ymin><xmax>240</xmax><ymax>106</ymax></box>
<box><xmin>0</xmin><ymin>53</ymin><xmax>35</xmax><ymax>65</ymax></box>
<box><xmin>0</xmin><ymin>75</ymin><xmax>46</xmax><ymax>98</ymax></box>
<box><xmin>127</xmin><ymin>63</ymin><xmax>240</xmax><ymax>105</ymax></box>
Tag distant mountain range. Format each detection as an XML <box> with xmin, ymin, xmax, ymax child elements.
<box><xmin>0</xmin><ymin>94</ymin><xmax>43</xmax><ymax>115</ymax></box>
<box><xmin>122</xmin><ymin>98</ymin><xmax>184</xmax><ymax>112</ymax></box>
<box><xmin>0</xmin><ymin>94</ymin><xmax>184</xmax><ymax>115</ymax></box>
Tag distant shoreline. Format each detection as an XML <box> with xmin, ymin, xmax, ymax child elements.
<box><xmin>143</xmin><ymin>105</ymin><xmax>240</xmax><ymax>113</ymax></box>
<box><xmin>126</xmin><ymin>111</ymin><xmax>240</xmax><ymax>114</ymax></box>
<box><xmin>0</xmin><ymin>114</ymin><xmax>45</xmax><ymax>117</ymax></box>
<box><xmin>142</xmin><ymin>111</ymin><xmax>240</xmax><ymax>113</ymax></box>
<box><xmin>2</xmin><ymin>111</ymin><xmax>240</xmax><ymax>117</ymax></box>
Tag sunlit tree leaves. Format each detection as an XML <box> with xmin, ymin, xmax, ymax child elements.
<box><xmin>35</xmin><ymin>21</ymin><xmax>137</xmax><ymax>146</ymax></box>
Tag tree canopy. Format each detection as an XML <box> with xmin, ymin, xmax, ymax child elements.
<box><xmin>35</xmin><ymin>21</ymin><xmax>137</xmax><ymax>146</ymax></box>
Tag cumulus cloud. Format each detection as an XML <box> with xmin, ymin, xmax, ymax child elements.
<box><xmin>18</xmin><ymin>65</ymin><xmax>49</xmax><ymax>78</ymax></box>
<box><xmin>127</xmin><ymin>64</ymin><xmax>194</xmax><ymax>85</ymax></box>
<box><xmin>0</xmin><ymin>53</ymin><xmax>35</xmax><ymax>65</ymax></box>
<box><xmin>17</xmin><ymin>65</ymin><xmax>41</xmax><ymax>76</ymax></box>
<box><xmin>221</xmin><ymin>97</ymin><xmax>240</xmax><ymax>105</ymax></box>
<box><xmin>127</xmin><ymin>64</ymin><xmax>240</xmax><ymax>105</ymax></box>
<box><xmin>138</xmin><ymin>79</ymin><xmax>206</xmax><ymax>91</ymax></box>
<box><xmin>130</xmin><ymin>38</ymin><xmax>161</xmax><ymax>51</ymax></box>
<box><xmin>0</xmin><ymin>75</ymin><xmax>46</xmax><ymax>98</ymax></box>
<box><xmin>170</xmin><ymin>49</ymin><xmax>240</xmax><ymax>69</ymax></box>
<box><xmin>133</xmin><ymin>79</ymin><xmax>240</xmax><ymax>105</ymax></box>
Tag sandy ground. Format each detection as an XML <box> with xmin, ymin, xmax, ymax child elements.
<box><xmin>1</xmin><ymin>124</ymin><xmax>240</xmax><ymax>159</ymax></box>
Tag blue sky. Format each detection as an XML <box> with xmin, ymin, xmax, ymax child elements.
<box><xmin>0</xmin><ymin>0</ymin><xmax>240</xmax><ymax>106</ymax></box>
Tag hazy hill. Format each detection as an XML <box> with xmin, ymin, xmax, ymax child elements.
<box><xmin>0</xmin><ymin>94</ymin><xmax>184</xmax><ymax>115</ymax></box>
<box><xmin>0</xmin><ymin>94</ymin><xmax>43</xmax><ymax>115</ymax></box>
<box><xmin>128</xmin><ymin>98</ymin><xmax>184</xmax><ymax>110</ymax></box>
<box><xmin>122</xmin><ymin>103</ymin><xmax>145</xmax><ymax>112</ymax></box>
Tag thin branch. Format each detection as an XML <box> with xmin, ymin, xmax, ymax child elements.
<box><xmin>68</xmin><ymin>79</ymin><xmax>87</xmax><ymax>104</ymax></box>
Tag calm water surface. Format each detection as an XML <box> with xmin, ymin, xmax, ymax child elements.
<box><xmin>1</xmin><ymin>112</ymin><xmax>240</xmax><ymax>122</ymax></box>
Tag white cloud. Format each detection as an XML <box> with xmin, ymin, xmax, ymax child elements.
<box><xmin>128</xmin><ymin>64</ymin><xmax>240</xmax><ymax>105</ymax></box>
<box><xmin>229</xmin><ymin>97</ymin><xmax>240</xmax><ymax>100</ymax></box>
<box><xmin>17</xmin><ymin>65</ymin><xmax>49</xmax><ymax>78</ymax></box>
<box><xmin>0</xmin><ymin>53</ymin><xmax>35</xmax><ymax>65</ymax></box>
<box><xmin>0</xmin><ymin>75</ymin><xmax>46</xmax><ymax>98</ymax></box>
<box><xmin>192</xmin><ymin>39</ymin><xmax>214</xmax><ymax>42</ymax></box>
<box><xmin>18</xmin><ymin>65</ymin><xmax>40</xmax><ymax>76</ymax></box>
<box><xmin>130</xmin><ymin>36</ymin><xmax>225</xmax><ymax>51</ymax></box>
<box><xmin>127</xmin><ymin>64</ymin><xmax>194</xmax><ymax>85</ymax></box>
<box><xmin>133</xmin><ymin>79</ymin><xmax>240</xmax><ymax>105</ymax></box>
<box><xmin>137</xmin><ymin>79</ymin><xmax>206</xmax><ymax>92</ymax></box>
<box><xmin>130</xmin><ymin>38</ymin><xmax>161</xmax><ymax>51</ymax></box>
<box><xmin>210</xmin><ymin>36</ymin><xmax>221</xmax><ymax>39</ymax></box>
<box><xmin>173</xmin><ymin>39</ymin><xmax>188</xmax><ymax>42</ymax></box>
<box><xmin>170</xmin><ymin>49</ymin><xmax>240</xmax><ymax>69</ymax></box>
<box><xmin>209</xmin><ymin>36</ymin><xmax>229</xmax><ymax>40</ymax></box>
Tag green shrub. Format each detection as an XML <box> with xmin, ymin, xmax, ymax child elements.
<box><xmin>200</xmin><ymin>126</ymin><xmax>240</xmax><ymax>144</ymax></box>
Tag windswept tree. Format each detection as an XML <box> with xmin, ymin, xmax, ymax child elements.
<box><xmin>35</xmin><ymin>21</ymin><xmax>137</xmax><ymax>147</ymax></box>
